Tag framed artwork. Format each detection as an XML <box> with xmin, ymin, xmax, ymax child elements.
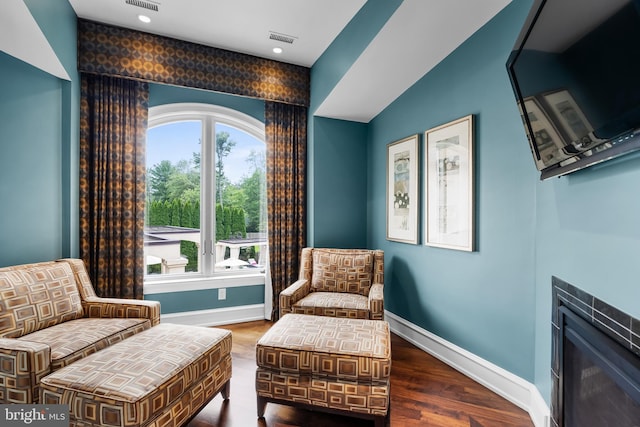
<box><xmin>424</xmin><ymin>115</ymin><xmax>474</xmax><ymax>251</ymax></box>
<box><xmin>386</xmin><ymin>134</ymin><xmax>419</xmax><ymax>244</ymax></box>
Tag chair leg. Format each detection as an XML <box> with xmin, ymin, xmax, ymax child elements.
<box><xmin>257</xmin><ymin>396</ymin><xmax>267</xmax><ymax>418</ymax></box>
<box><xmin>220</xmin><ymin>380</ymin><xmax>230</xmax><ymax>400</ymax></box>
<box><xmin>374</xmin><ymin>414</ymin><xmax>386</xmax><ymax>427</ymax></box>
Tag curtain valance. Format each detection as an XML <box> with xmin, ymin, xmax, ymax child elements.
<box><xmin>78</xmin><ymin>19</ymin><xmax>310</xmax><ymax>107</ymax></box>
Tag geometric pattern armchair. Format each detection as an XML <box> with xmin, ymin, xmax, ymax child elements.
<box><xmin>279</xmin><ymin>248</ymin><xmax>384</xmax><ymax>320</ymax></box>
<box><xmin>0</xmin><ymin>258</ymin><xmax>160</xmax><ymax>404</ymax></box>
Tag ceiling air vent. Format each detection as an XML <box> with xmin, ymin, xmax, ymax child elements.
<box><xmin>125</xmin><ymin>0</ymin><xmax>159</xmax><ymax>12</ymax></box>
<box><xmin>269</xmin><ymin>31</ymin><xmax>296</xmax><ymax>44</ymax></box>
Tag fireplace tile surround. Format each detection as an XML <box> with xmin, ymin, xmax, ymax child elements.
<box><xmin>551</xmin><ymin>276</ymin><xmax>640</xmax><ymax>426</ymax></box>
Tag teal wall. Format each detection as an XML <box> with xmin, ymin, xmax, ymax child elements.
<box><xmin>307</xmin><ymin>0</ymin><xmax>402</xmax><ymax>247</ymax></box>
<box><xmin>0</xmin><ymin>53</ymin><xmax>64</xmax><ymax>265</ymax></box>
<box><xmin>152</xmin><ymin>285</ymin><xmax>265</xmax><ymax>314</ymax></box>
<box><xmin>310</xmin><ymin>0</ymin><xmax>640</xmax><ymax>405</ymax></box>
<box><xmin>310</xmin><ymin>117</ymin><xmax>368</xmax><ymax>248</ymax></box>
<box><xmin>24</xmin><ymin>0</ymin><xmax>81</xmax><ymax>259</ymax></box>
<box><xmin>148</xmin><ymin>83</ymin><xmax>265</xmax><ymax>120</ymax></box>
<box><xmin>309</xmin><ymin>1</ymin><xmax>538</xmax><ymax>382</ymax></box>
<box><xmin>310</xmin><ymin>1</ymin><xmax>536</xmax><ymax>380</ymax></box>
<box><xmin>0</xmin><ymin>0</ymin><xmax>78</xmax><ymax>266</ymax></box>
<box><xmin>367</xmin><ymin>2</ymin><xmax>536</xmax><ymax>380</ymax></box>
<box><xmin>533</xmin><ymin>153</ymin><xmax>640</xmax><ymax>400</ymax></box>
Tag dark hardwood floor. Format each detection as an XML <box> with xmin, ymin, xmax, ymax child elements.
<box><xmin>187</xmin><ymin>320</ymin><xmax>533</xmax><ymax>427</ymax></box>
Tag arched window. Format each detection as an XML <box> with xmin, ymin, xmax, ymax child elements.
<box><xmin>143</xmin><ymin>103</ymin><xmax>266</xmax><ymax>282</ymax></box>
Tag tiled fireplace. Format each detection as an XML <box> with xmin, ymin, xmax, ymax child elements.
<box><xmin>551</xmin><ymin>277</ymin><xmax>640</xmax><ymax>427</ymax></box>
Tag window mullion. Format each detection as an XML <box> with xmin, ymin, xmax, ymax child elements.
<box><xmin>201</xmin><ymin>116</ymin><xmax>216</xmax><ymax>275</ymax></box>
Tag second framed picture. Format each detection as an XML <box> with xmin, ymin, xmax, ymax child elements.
<box><xmin>386</xmin><ymin>134</ymin><xmax>419</xmax><ymax>244</ymax></box>
<box><xmin>424</xmin><ymin>115</ymin><xmax>475</xmax><ymax>251</ymax></box>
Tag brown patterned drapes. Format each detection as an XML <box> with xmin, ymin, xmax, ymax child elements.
<box><xmin>79</xmin><ymin>74</ymin><xmax>149</xmax><ymax>299</ymax></box>
<box><xmin>78</xmin><ymin>19</ymin><xmax>310</xmax><ymax>107</ymax></box>
<box><xmin>266</xmin><ymin>102</ymin><xmax>307</xmax><ymax>319</ymax></box>
<box><xmin>78</xmin><ymin>19</ymin><xmax>310</xmax><ymax>305</ymax></box>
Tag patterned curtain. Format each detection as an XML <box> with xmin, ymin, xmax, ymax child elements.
<box><xmin>79</xmin><ymin>74</ymin><xmax>149</xmax><ymax>299</ymax></box>
<box><xmin>265</xmin><ymin>101</ymin><xmax>307</xmax><ymax>319</ymax></box>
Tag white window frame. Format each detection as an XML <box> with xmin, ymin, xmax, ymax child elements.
<box><xmin>143</xmin><ymin>103</ymin><xmax>266</xmax><ymax>294</ymax></box>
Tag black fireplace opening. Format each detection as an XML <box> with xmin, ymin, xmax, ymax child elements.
<box><xmin>559</xmin><ymin>305</ymin><xmax>640</xmax><ymax>427</ymax></box>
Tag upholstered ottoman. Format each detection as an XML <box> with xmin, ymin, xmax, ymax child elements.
<box><xmin>256</xmin><ymin>314</ymin><xmax>391</xmax><ymax>427</ymax></box>
<box><xmin>40</xmin><ymin>323</ymin><xmax>232</xmax><ymax>427</ymax></box>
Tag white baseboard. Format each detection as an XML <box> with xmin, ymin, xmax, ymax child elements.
<box><xmin>385</xmin><ymin>311</ymin><xmax>549</xmax><ymax>427</ymax></box>
<box><xmin>161</xmin><ymin>304</ymin><xmax>266</xmax><ymax>327</ymax></box>
<box><xmin>529</xmin><ymin>386</ymin><xmax>550</xmax><ymax>427</ymax></box>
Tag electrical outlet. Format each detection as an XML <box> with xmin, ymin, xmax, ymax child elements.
<box><xmin>218</xmin><ymin>288</ymin><xmax>226</xmax><ymax>300</ymax></box>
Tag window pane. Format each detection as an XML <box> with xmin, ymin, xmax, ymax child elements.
<box><xmin>145</xmin><ymin>120</ymin><xmax>202</xmax><ymax>276</ymax></box>
<box><xmin>214</xmin><ymin>124</ymin><xmax>267</xmax><ymax>271</ymax></box>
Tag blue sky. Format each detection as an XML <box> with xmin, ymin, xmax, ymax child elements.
<box><xmin>147</xmin><ymin>121</ymin><xmax>264</xmax><ymax>184</ymax></box>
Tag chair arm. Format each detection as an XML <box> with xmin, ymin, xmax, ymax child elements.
<box><xmin>279</xmin><ymin>279</ymin><xmax>310</xmax><ymax>317</ymax></box>
<box><xmin>82</xmin><ymin>297</ymin><xmax>161</xmax><ymax>326</ymax></box>
<box><xmin>368</xmin><ymin>283</ymin><xmax>385</xmax><ymax>320</ymax></box>
<box><xmin>0</xmin><ymin>338</ymin><xmax>51</xmax><ymax>404</ymax></box>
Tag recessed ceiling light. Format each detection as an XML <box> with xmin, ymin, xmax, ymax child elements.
<box><xmin>138</xmin><ymin>15</ymin><xmax>151</xmax><ymax>23</ymax></box>
<box><xmin>273</xmin><ymin>47</ymin><xmax>283</xmax><ymax>54</ymax></box>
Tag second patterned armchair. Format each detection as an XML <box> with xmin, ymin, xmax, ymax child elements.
<box><xmin>279</xmin><ymin>248</ymin><xmax>385</xmax><ymax>320</ymax></box>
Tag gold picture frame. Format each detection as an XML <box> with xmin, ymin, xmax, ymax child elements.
<box><xmin>386</xmin><ymin>134</ymin><xmax>419</xmax><ymax>244</ymax></box>
<box><xmin>424</xmin><ymin>115</ymin><xmax>475</xmax><ymax>251</ymax></box>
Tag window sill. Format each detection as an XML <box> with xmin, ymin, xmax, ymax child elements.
<box><xmin>143</xmin><ymin>271</ymin><xmax>266</xmax><ymax>295</ymax></box>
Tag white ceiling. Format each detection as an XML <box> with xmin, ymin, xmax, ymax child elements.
<box><xmin>1</xmin><ymin>0</ymin><xmax>70</xmax><ymax>80</ymax></box>
<box><xmin>315</xmin><ymin>0</ymin><xmax>512</xmax><ymax>122</ymax></box>
<box><xmin>67</xmin><ymin>0</ymin><xmax>367</xmax><ymax>69</ymax></box>
<box><xmin>8</xmin><ymin>0</ymin><xmax>513</xmax><ymax>123</ymax></box>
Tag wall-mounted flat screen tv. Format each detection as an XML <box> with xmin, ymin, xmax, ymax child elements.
<box><xmin>507</xmin><ymin>0</ymin><xmax>640</xmax><ymax>180</ymax></box>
